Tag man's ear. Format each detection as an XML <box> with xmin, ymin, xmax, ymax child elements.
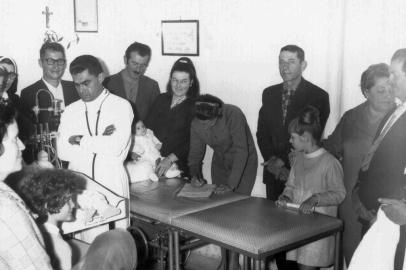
<box><xmin>0</xmin><ymin>144</ymin><xmax>4</xmax><ymax>156</ymax></box>
<box><xmin>97</xmin><ymin>72</ymin><xmax>105</xmax><ymax>84</ymax></box>
<box><xmin>38</xmin><ymin>58</ymin><xmax>43</xmax><ymax>69</ymax></box>
<box><xmin>301</xmin><ymin>60</ymin><xmax>307</xmax><ymax>72</ymax></box>
<box><xmin>123</xmin><ymin>55</ymin><xmax>127</xmax><ymax>65</ymax></box>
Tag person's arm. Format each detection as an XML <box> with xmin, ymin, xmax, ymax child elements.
<box><xmin>256</xmin><ymin>92</ymin><xmax>273</xmax><ymax>162</ymax></box>
<box><xmin>313</xmin><ymin>157</ymin><xmax>346</xmax><ymax>206</ymax></box>
<box><xmin>225</xmin><ymin>108</ymin><xmax>250</xmax><ymax>190</ymax></box>
<box><xmin>0</xmin><ymin>197</ymin><xmax>53</xmax><ymax>270</ymax></box>
<box><xmin>323</xmin><ymin>112</ymin><xmax>347</xmax><ymax>159</ymax></box>
<box><xmin>188</xmin><ymin>122</ymin><xmax>207</xmax><ymax>177</ymax></box>
<box><xmin>318</xmin><ymin>92</ymin><xmax>330</xmax><ymax>132</ymax></box>
<box><xmin>79</xmin><ymin>103</ymin><xmax>133</xmax><ymax>157</ymax></box>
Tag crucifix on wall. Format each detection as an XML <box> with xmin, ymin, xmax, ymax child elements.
<box><xmin>42</xmin><ymin>6</ymin><xmax>53</xmax><ymax>29</ymax></box>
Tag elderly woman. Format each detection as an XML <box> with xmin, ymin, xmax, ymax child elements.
<box><xmin>188</xmin><ymin>94</ymin><xmax>258</xmax><ymax>195</ymax></box>
<box><xmin>145</xmin><ymin>57</ymin><xmax>199</xmax><ymax>177</ymax></box>
<box><xmin>324</xmin><ymin>63</ymin><xmax>395</xmax><ymax>263</ymax></box>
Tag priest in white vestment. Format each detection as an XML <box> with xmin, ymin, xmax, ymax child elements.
<box><xmin>57</xmin><ymin>55</ymin><xmax>133</xmax><ymax>239</ymax></box>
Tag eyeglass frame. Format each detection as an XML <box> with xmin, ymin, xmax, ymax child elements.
<box><xmin>42</xmin><ymin>58</ymin><xmax>66</xmax><ymax>66</ymax></box>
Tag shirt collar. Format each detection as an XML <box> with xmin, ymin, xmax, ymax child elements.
<box><xmin>121</xmin><ymin>69</ymin><xmax>140</xmax><ymax>83</ymax></box>
<box><xmin>283</xmin><ymin>77</ymin><xmax>303</xmax><ymax>92</ymax></box>
<box><xmin>83</xmin><ymin>88</ymin><xmax>109</xmax><ymax>108</ymax></box>
<box><xmin>42</xmin><ymin>78</ymin><xmax>62</xmax><ymax>91</ymax></box>
<box><xmin>304</xmin><ymin>147</ymin><xmax>325</xmax><ymax>159</ymax></box>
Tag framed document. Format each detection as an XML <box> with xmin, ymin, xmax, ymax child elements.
<box><xmin>74</xmin><ymin>0</ymin><xmax>98</xmax><ymax>32</ymax></box>
<box><xmin>161</xmin><ymin>20</ymin><xmax>199</xmax><ymax>56</ymax></box>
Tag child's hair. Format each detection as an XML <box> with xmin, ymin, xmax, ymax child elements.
<box><xmin>18</xmin><ymin>168</ymin><xmax>85</xmax><ymax>222</ymax></box>
<box><xmin>288</xmin><ymin>106</ymin><xmax>322</xmax><ymax>143</ymax></box>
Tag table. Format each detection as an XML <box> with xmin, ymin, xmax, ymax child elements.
<box><xmin>172</xmin><ymin>197</ymin><xmax>343</xmax><ymax>270</ymax></box>
<box><xmin>129</xmin><ymin>179</ymin><xmax>248</xmax><ymax>269</ymax></box>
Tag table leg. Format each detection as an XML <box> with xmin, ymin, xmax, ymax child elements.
<box><xmin>174</xmin><ymin>230</ymin><xmax>180</xmax><ymax>270</ymax></box>
<box><xmin>253</xmin><ymin>259</ymin><xmax>261</xmax><ymax>270</ymax></box>
<box><xmin>159</xmin><ymin>236</ymin><xmax>164</xmax><ymax>270</ymax></box>
<box><xmin>168</xmin><ymin>230</ymin><xmax>174</xmax><ymax>270</ymax></box>
<box><xmin>335</xmin><ymin>231</ymin><xmax>343</xmax><ymax>270</ymax></box>
<box><xmin>243</xmin><ymin>255</ymin><xmax>249</xmax><ymax>270</ymax></box>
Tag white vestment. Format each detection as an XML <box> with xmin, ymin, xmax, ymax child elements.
<box><xmin>57</xmin><ymin>90</ymin><xmax>133</xmax><ymax>240</ymax></box>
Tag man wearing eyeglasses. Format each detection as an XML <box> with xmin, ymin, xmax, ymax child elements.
<box><xmin>103</xmin><ymin>41</ymin><xmax>160</xmax><ymax>122</ymax></box>
<box><xmin>20</xmin><ymin>42</ymin><xmax>79</xmax><ymax>163</ymax></box>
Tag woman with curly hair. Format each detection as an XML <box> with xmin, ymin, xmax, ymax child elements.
<box><xmin>18</xmin><ymin>168</ymin><xmax>84</xmax><ymax>270</ymax></box>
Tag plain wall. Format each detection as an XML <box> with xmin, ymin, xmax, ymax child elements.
<box><xmin>2</xmin><ymin>0</ymin><xmax>406</xmax><ymax>196</ymax></box>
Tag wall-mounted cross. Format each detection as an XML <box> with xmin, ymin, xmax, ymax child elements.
<box><xmin>42</xmin><ymin>6</ymin><xmax>53</xmax><ymax>29</ymax></box>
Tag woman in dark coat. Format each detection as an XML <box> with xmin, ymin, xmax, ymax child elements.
<box><xmin>145</xmin><ymin>57</ymin><xmax>199</xmax><ymax>177</ymax></box>
<box><xmin>188</xmin><ymin>94</ymin><xmax>258</xmax><ymax>195</ymax></box>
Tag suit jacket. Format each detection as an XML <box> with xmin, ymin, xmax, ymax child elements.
<box><xmin>103</xmin><ymin>71</ymin><xmax>160</xmax><ymax>121</ymax></box>
<box><xmin>20</xmin><ymin>79</ymin><xmax>79</xmax><ymax>163</ymax></box>
<box><xmin>256</xmin><ymin>78</ymin><xmax>330</xmax><ymax>185</ymax></box>
<box><xmin>358</xmin><ymin>111</ymin><xmax>406</xmax><ymax>211</ymax></box>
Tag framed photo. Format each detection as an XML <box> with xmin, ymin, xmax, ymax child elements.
<box><xmin>74</xmin><ymin>0</ymin><xmax>98</xmax><ymax>32</ymax></box>
<box><xmin>161</xmin><ymin>20</ymin><xmax>199</xmax><ymax>56</ymax></box>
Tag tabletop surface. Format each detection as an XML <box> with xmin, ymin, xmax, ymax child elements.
<box><xmin>172</xmin><ymin>197</ymin><xmax>343</xmax><ymax>258</ymax></box>
<box><xmin>129</xmin><ymin>179</ymin><xmax>248</xmax><ymax>224</ymax></box>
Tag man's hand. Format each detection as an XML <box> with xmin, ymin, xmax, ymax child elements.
<box><xmin>276</xmin><ymin>194</ymin><xmax>291</xmax><ymax>207</ymax></box>
<box><xmin>102</xmin><ymin>124</ymin><xmax>116</xmax><ymax>136</ymax></box>
<box><xmin>379</xmin><ymin>198</ymin><xmax>406</xmax><ymax>225</ymax></box>
<box><xmin>68</xmin><ymin>135</ymin><xmax>83</xmax><ymax>145</ymax></box>
<box><xmin>214</xmin><ymin>184</ymin><xmax>233</xmax><ymax>194</ymax></box>
<box><xmin>278</xmin><ymin>167</ymin><xmax>290</xmax><ymax>182</ymax></box>
<box><xmin>191</xmin><ymin>176</ymin><xmax>207</xmax><ymax>187</ymax></box>
<box><xmin>299</xmin><ymin>195</ymin><xmax>318</xmax><ymax>214</ymax></box>
<box><xmin>262</xmin><ymin>156</ymin><xmax>285</xmax><ymax>178</ymax></box>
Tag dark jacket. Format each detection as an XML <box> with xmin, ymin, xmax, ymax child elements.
<box><xmin>357</xmin><ymin>111</ymin><xmax>406</xmax><ymax>211</ymax></box>
<box><xmin>256</xmin><ymin>78</ymin><xmax>330</xmax><ymax>198</ymax></box>
<box><xmin>144</xmin><ymin>93</ymin><xmax>194</xmax><ymax>176</ymax></box>
<box><xmin>103</xmin><ymin>71</ymin><xmax>160</xmax><ymax>121</ymax></box>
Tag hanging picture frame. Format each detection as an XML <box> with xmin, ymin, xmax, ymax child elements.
<box><xmin>74</xmin><ymin>0</ymin><xmax>98</xmax><ymax>32</ymax></box>
<box><xmin>161</xmin><ymin>20</ymin><xmax>199</xmax><ymax>56</ymax></box>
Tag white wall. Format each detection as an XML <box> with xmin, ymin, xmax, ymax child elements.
<box><xmin>2</xmin><ymin>0</ymin><xmax>406</xmax><ymax>197</ymax></box>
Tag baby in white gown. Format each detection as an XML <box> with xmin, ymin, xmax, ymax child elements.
<box><xmin>126</xmin><ymin>121</ymin><xmax>180</xmax><ymax>182</ymax></box>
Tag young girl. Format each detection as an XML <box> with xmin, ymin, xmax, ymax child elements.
<box><xmin>277</xmin><ymin>106</ymin><xmax>346</xmax><ymax>270</ymax></box>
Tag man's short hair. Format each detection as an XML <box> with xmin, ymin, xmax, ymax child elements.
<box><xmin>69</xmin><ymin>55</ymin><xmax>103</xmax><ymax>76</ymax></box>
<box><xmin>280</xmin><ymin>45</ymin><xmax>305</xmax><ymax>62</ymax></box>
<box><xmin>391</xmin><ymin>49</ymin><xmax>406</xmax><ymax>74</ymax></box>
<box><xmin>360</xmin><ymin>63</ymin><xmax>390</xmax><ymax>95</ymax></box>
<box><xmin>125</xmin><ymin>42</ymin><xmax>151</xmax><ymax>61</ymax></box>
<box><xmin>0</xmin><ymin>103</ymin><xmax>16</xmax><ymax>147</ymax></box>
<box><xmin>40</xmin><ymin>42</ymin><xmax>66</xmax><ymax>59</ymax></box>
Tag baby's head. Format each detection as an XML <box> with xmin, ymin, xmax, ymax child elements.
<box><xmin>135</xmin><ymin>120</ymin><xmax>147</xmax><ymax>136</ymax></box>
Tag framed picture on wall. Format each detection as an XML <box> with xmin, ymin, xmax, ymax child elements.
<box><xmin>74</xmin><ymin>0</ymin><xmax>98</xmax><ymax>32</ymax></box>
<box><xmin>161</xmin><ymin>20</ymin><xmax>199</xmax><ymax>56</ymax></box>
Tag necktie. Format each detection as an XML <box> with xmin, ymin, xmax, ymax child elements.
<box><xmin>282</xmin><ymin>88</ymin><xmax>292</xmax><ymax>125</ymax></box>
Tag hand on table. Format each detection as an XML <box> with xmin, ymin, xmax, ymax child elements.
<box><xmin>276</xmin><ymin>194</ymin><xmax>291</xmax><ymax>207</ymax></box>
<box><xmin>299</xmin><ymin>195</ymin><xmax>318</xmax><ymax>214</ymax></box>
<box><xmin>214</xmin><ymin>184</ymin><xmax>233</xmax><ymax>194</ymax></box>
<box><xmin>191</xmin><ymin>176</ymin><xmax>207</xmax><ymax>187</ymax></box>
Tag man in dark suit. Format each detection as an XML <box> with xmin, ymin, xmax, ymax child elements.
<box><xmin>20</xmin><ymin>42</ymin><xmax>79</xmax><ymax>163</ymax></box>
<box><xmin>256</xmin><ymin>45</ymin><xmax>330</xmax><ymax>269</ymax></box>
<box><xmin>103</xmin><ymin>41</ymin><xmax>160</xmax><ymax>122</ymax></box>
<box><xmin>354</xmin><ymin>49</ymin><xmax>406</xmax><ymax>270</ymax></box>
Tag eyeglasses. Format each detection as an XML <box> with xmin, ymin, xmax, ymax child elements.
<box><xmin>171</xmin><ymin>78</ymin><xmax>190</xmax><ymax>85</ymax></box>
<box><xmin>43</xmin><ymin>58</ymin><xmax>66</xmax><ymax>66</ymax></box>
